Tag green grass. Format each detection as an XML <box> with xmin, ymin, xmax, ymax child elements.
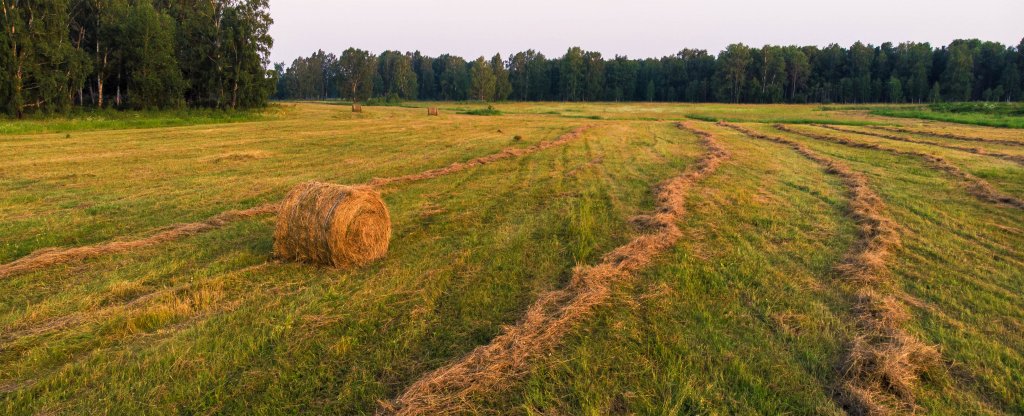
<box><xmin>872</xmin><ymin>103</ymin><xmax>1024</xmax><ymax>129</ymax></box>
<box><xmin>1</xmin><ymin>103</ymin><xmax>1021</xmax><ymax>414</ymax></box>
<box><xmin>761</xmin><ymin>123</ymin><xmax>1024</xmax><ymax>413</ymax></box>
<box><xmin>0</xmin><ymin>106</ymin><xmax>279</xmax><ymax>135</ymax></box>
<box><xmin>929</xmin><ymin>102</ymin><xmax>1024</xmax><ymax>116</ymax></box>
<box><xmin>685</xmin><ymin>112</ymin><xmax>883</xmax><ymax>126</ymax></box>
<box><xmin>460</xmin><ymin>106</ymin><xmax>504</xmax><ymax>116</ymax></box>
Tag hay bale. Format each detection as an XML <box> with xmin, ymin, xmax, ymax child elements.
<box><xmin>273</xmin><ymin>182</ymin><xmax>391</xmax><ymax>267</ymax></box>
<box><xmin>352</xmin><ymin>104</ymin><xmax>363</xmax><ymax>113</ymax></box>
<box><xmin>427</xmin><ymin>107</ymin><xmax>439</xmax><ymax>116</ymax></box>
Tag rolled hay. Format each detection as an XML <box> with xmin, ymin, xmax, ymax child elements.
<box><xmin>427</xmin><ymin>107</ymin><xmax>439</xmax><ymax>116</ymax></box>
<box><xmin>352</xmin><ymin>104</ymin><xmax>363</xmax><ymax>113</ymax></box>
<box><xmin>273</xmin><ymin>182</ymin><xmax>391</xmax><ymax>267</ymax></box>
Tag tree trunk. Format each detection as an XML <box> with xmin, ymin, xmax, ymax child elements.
<box><xmin>14</xmin><ymin>67</ymin><xmax>23</xmax><ymax>118</ymax></box>
<box><xmin>232</xmin><ymin>77</ymin><xmax>239</xmax><ymax>109</ymax></box>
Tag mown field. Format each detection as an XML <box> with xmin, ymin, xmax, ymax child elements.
<box><xmin>1</xmin><ymin>102</ymin><xmax>1022</xmax><ymax>415</ymax></box>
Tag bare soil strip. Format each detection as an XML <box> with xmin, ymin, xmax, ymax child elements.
<box><xmin>872</xmin><ymin>126</ymin><xmax>1024</xmax><ymax>147</ymax></box>
<box><xmin>816</xmin><ymin>124</ymin><xmax>1024</xmax><ymax>166</ymax></box>
<box><xmin>776</xmin><ymin>124</ymin><xmax>1024</xmax><ymax>210</ymax></box>
<box><xmin>722</xmin><ymin>122</ymin><xmax>939</xmax><ymax>415</ymax></box>
<box><xmin>0</xmin><ymin>126</ymin><xmax>592</xmax><ymax>279</ymax></box>
<box><xmin>382</xmin><ymin>122</ymin><xmax>727</xmax><ymax>415</ymax></box>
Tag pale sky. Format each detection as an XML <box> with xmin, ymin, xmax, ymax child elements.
<box><xmin>268</xmin><ymin>0</ymin><xmax>1024</xmax><ymax>64</ymax></box>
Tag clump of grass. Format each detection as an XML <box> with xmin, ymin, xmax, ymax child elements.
<box><xmin>0</xmin><ymin>106</ymin><xmax>276</xmax><ymax>135</ymax></box>
<box><xmin>460</xmin><ymin>105</ymin><xmax>503</xmax><ymax>116</ymax></box>
<box><xmin>818</xmin><ymin>105</ymin><xmax>878</xmax><ymax>111</ymax></box>
<box><xmin>363</xmin><ymin>96</ymin><xmax>405</xmax><ymax>106</ymax></box>
<box><xmin>686</xmin><ymin>114</ymin><xmax>719</xmax><ymax>122</ymax></box>
<box><xmin>513</xmin><ymin>135</ymin><xmax>523</xmax><ymax>141</ymax></box>
<box><xmin>929</xmin><ymin>102</ymin><xmax>1024</xmax><ymax>116</ymax></box>
<box><xmin>871</xmin><ymin>103</ymin><xmax>1024</xmax><ymax>128</ymax></box>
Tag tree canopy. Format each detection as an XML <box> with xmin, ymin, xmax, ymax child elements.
<box><xmin>0</xmin><ymin>0</ymin><xmax>274</xmax><ymax>117</ymax></box>
<box><xmin>276</xmin><ymin>38</ymin><xmax>1024</xmax><ymax>104</ymax></box>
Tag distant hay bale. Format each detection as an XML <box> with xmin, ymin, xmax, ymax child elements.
<box><xmin>273</xmin><ymin>182</ymin><xmax>391</xmax><ymax>267</ymax></box>
<box><xmin>427</xmin><ymin>107</ymin><xmax>439</xmax><ymax>116</ymax></box>
<box><xmin>352</xmin><ymin>104</ymin><xmax>363</xmax><ymax>113</ymax></box>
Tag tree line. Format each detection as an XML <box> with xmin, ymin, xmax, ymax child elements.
<box><xmin>0</xmin><ymin>0</ymin><xmax>274</xmax><ymax>118</ymax></box>
<box><xmin>275</xmin><ymin>39</ymin><xmax>1024</xmax><ymax>104</ymax></box>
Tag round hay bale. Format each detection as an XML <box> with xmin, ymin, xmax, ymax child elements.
<box><xmin>273</xmin><ymin>182</ymin><xmax>391</xmax><ymax>267</ymax></box>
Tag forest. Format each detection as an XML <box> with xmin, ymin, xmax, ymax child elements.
<box><xmin>2</xmin><ymin>1</ymin><xmax>1021</xmax><ymax>115</ymax></box>
<box><xmin>275</xmin><ymin>39</ymin><xmax>1024</xmax><ymax>104</ymax></box>
<box><xmin>0</xmin><ymin>0</ymin><xmax>274</xmax><ymax>117</ymax></box>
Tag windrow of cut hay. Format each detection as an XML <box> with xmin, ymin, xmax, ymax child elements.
<box><xmin>722</xmin><ymin>122</ymin><xmax>940</xmax><ymax>415</ymax></box>
<box><xmin>873</xmin><ymin>125</ymin><xmax>1024</xmax><ymax>147</ymax></box>
<box><xmin>382</xmin><ymin>121</ymin><xmax>727</xmax><ymax>415</ymax></box>
<box><xmin>0</xmin><ymin>204</ymin><xmax>281</xmax><ymax>279</ymax></box>
<box><xmin>816</xmin><ymin>124</ymin><xmax>1024</xmax><ymax>166</ymax></box>
<box><xmin>776</xmin><ymin>124</ymin><xmax>1024</xmax><ymax>210</ymax></box>
<box><xmin>369</xmin><ymin>125</ymin><xmax>592</xmax><ymax>187</ymax></box>
<box><xmin>0</xmin><ymin>126</ymin><xmax>592</xmax><ymax>279</ymax></box>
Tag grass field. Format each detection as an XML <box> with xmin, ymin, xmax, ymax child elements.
<box><xmin>871</xmin><ymin>103</ymin><xmax>1024</xmax><ymax>129</ymax></box>
<box><xmin>1</xmin><ymin>102</ymin><xmax>1022</xmax><ymax>414</ymax></box>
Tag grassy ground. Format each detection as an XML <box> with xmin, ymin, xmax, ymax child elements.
<box><xmin>1</xmin><ymin>102</ymin><xmax>1021</xmax><ymax>414</ymax></box>
<box><xmin>872</xmin><ymin>103</ymin><xmax>1024</xmax><ymax>129</ymax></box>
<box><xmin>0</xmin><ymin>106</ymin><xmax>280</xmax><ymax>135</ymax></box>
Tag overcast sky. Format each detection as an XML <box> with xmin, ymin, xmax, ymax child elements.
<box><xmin>268</xmin><ymin>0</ymin><xmax>1024</xmax><ymax>64</ymax></box>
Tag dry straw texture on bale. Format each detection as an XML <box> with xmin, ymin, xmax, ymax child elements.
<box><xmin>724</xmin><ymin>123</ymin><xmax>940</xmax><ymax>415</ymax></box>
<box><xmin>776</xmin><ymin>124</ymin><xmax>1024</xmax><ymax>210</ymax></box>
<box><xmin>352</xmin><ymin>104</ymin><xmax>363</xmax><ymax>113</ymax></box>
<box><xmin>0</xmin><ymin>203</ymin><xmax>280</xmax><ymax>279</ymax></box>
<box><xmin>427</xmin><ymin>107</ymin><xmax>439</xmax><ymax>116</ymax></box>
<box><xmin>382</xmin><ymin>121</ymin><xmax>726</xmax><ymax>415</ymax></box>
<box><xmin>273</xmin><ymin>182</ymin><xmax>391</xmax><ymax>268</ymax></box>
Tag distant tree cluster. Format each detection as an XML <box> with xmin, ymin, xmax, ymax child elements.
<box><xmin>0</xmin><ymin>0</ymin><xmax>275</xmax><ymax>118</ymax></box>
<box><xmin>275</xmin><ymin>39</ymin><xmax>1024</xmax><ymax>104</ymax></box>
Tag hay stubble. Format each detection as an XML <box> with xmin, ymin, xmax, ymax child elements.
<box><xmin>776</xmin><ymin>124</ymin><xmax>1024</xmax><ymax>210</ymax></box>
<box><xmin>815</xmin><ymin>124</ymin><xmax>1024</xmax><ymax>166</ymax></box>
<box><xmin>383</xmin><ymin>121</ymin><xmax>727</xmax><ymax>415</ymax></box>
<box><xmin>723</xmin><ymin>122</ymin><xmax>940</xmax><ymax>415</ymax></box>
<box><xmin>0</xmin><ymin>125</ymin><xmax>592</xmax><ymax>278</ymax></box>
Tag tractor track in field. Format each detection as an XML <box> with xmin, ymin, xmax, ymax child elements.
<box><xmin>816</xmin><ymin>124</ymin><xmax>1024</xmax><ymax>166</ymax></box>
<box><xmin>775</xmin><ymin>124</ymin><xmax>1024</xmax><ymax>210</ymax></box>
<box><xmin>722</xmin><ymin>122</ymin><xmax>939</xmax><ymax>415</ymax></box>
<box><xmin>872</xmin><ymin>126</ymin><xmax>1024</xmax><ymax>148</ymax></box>
<box><xmin>381</xmin><ymin>121</ymin><xmax>726</xmax><ymax>415</ymax></box>
<box><xmin>0</xmin><ymin>126</ymin><xmax>593</xmax><ymax>280</ymax></box>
